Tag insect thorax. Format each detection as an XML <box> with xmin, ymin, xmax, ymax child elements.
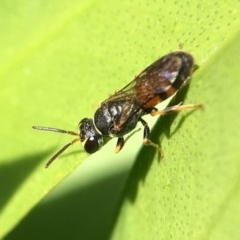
<box><xmin>94</xmin><ymin>100</ymin><xmax>143</xmax><ymax>138</ymax></box>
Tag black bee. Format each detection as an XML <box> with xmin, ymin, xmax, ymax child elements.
<box><xmin>33</xmin><ymin>51</ymin><xmax>202</xmax><ymax>168</ymax></box>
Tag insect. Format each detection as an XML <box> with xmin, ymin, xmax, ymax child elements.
<box><xmin>33</xmin><ymin>51</ymin><xmax>202</xmax><ymax>168</ymax></box>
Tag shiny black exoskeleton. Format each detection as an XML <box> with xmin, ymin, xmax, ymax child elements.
<box><xmin>33</xmin><ymin>51</ymin><xmax>202</xmax><ymax>168</ymax></box>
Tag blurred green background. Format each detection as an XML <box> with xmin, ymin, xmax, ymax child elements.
<box><xmin>1</xmin><ymin>0</ymin><xmax>240</xmax><ymax>239</ymax></box>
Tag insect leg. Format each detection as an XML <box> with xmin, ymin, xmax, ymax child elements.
<box><xmin>139</xmin><ymin>118</ymin><xmax>164</xmax><ymax>158</ymax></box>
<box><xmin>115</xmin><ymin>137</ymin><xmax>124</xmax><ymax>153</ymax></box>
<box><xmin>150</xmin><ymin>103</ymin><xmax>203</xmax><ymax>116</ymax></box>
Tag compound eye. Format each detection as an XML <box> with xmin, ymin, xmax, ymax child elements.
<box><xmin>84</xmin><ymin>136</ymin><xmax>100</xmax><ymax>153</ymax></box>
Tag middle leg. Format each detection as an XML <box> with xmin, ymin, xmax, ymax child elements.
<box><xmin>139</xmin><ymin>118</ymin><xmax>164</xmax><ymax>159</ymax></box>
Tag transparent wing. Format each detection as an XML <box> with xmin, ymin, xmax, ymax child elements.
<box><xmin>101</xmin><ymin>51</ymin><xmax>193</xmax><ymax>131</ymax></box>
<box><xmin>103</xmin><ymin>52</ymin><xmax>184</xmax><ymax>108</ymax></box>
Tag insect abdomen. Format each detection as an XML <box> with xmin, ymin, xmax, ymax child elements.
<box><xmin>135</xmin><ymin>51</ymin><xmax>194</xmax><ymax>108</ymax></box>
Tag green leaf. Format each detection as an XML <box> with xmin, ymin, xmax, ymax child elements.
<box><xmin>111</xmin><ymin>31</ymin><xmax>240</xmax><ymax>240</ymax></box>
<box><xmin>1</xmin><ymin>0</ymin><xmax>240</xmax><ymax>239</ymax></box>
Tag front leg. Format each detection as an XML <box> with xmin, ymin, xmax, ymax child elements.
<box><xmin>115</xmin><ymin>137</ymin><xmax>124</xmax><ymax>153</ymax></box>
<box><xmin>139</xmin><ymin>118</ymin><xmax>164</xmax><ymax>159</ymax></box>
